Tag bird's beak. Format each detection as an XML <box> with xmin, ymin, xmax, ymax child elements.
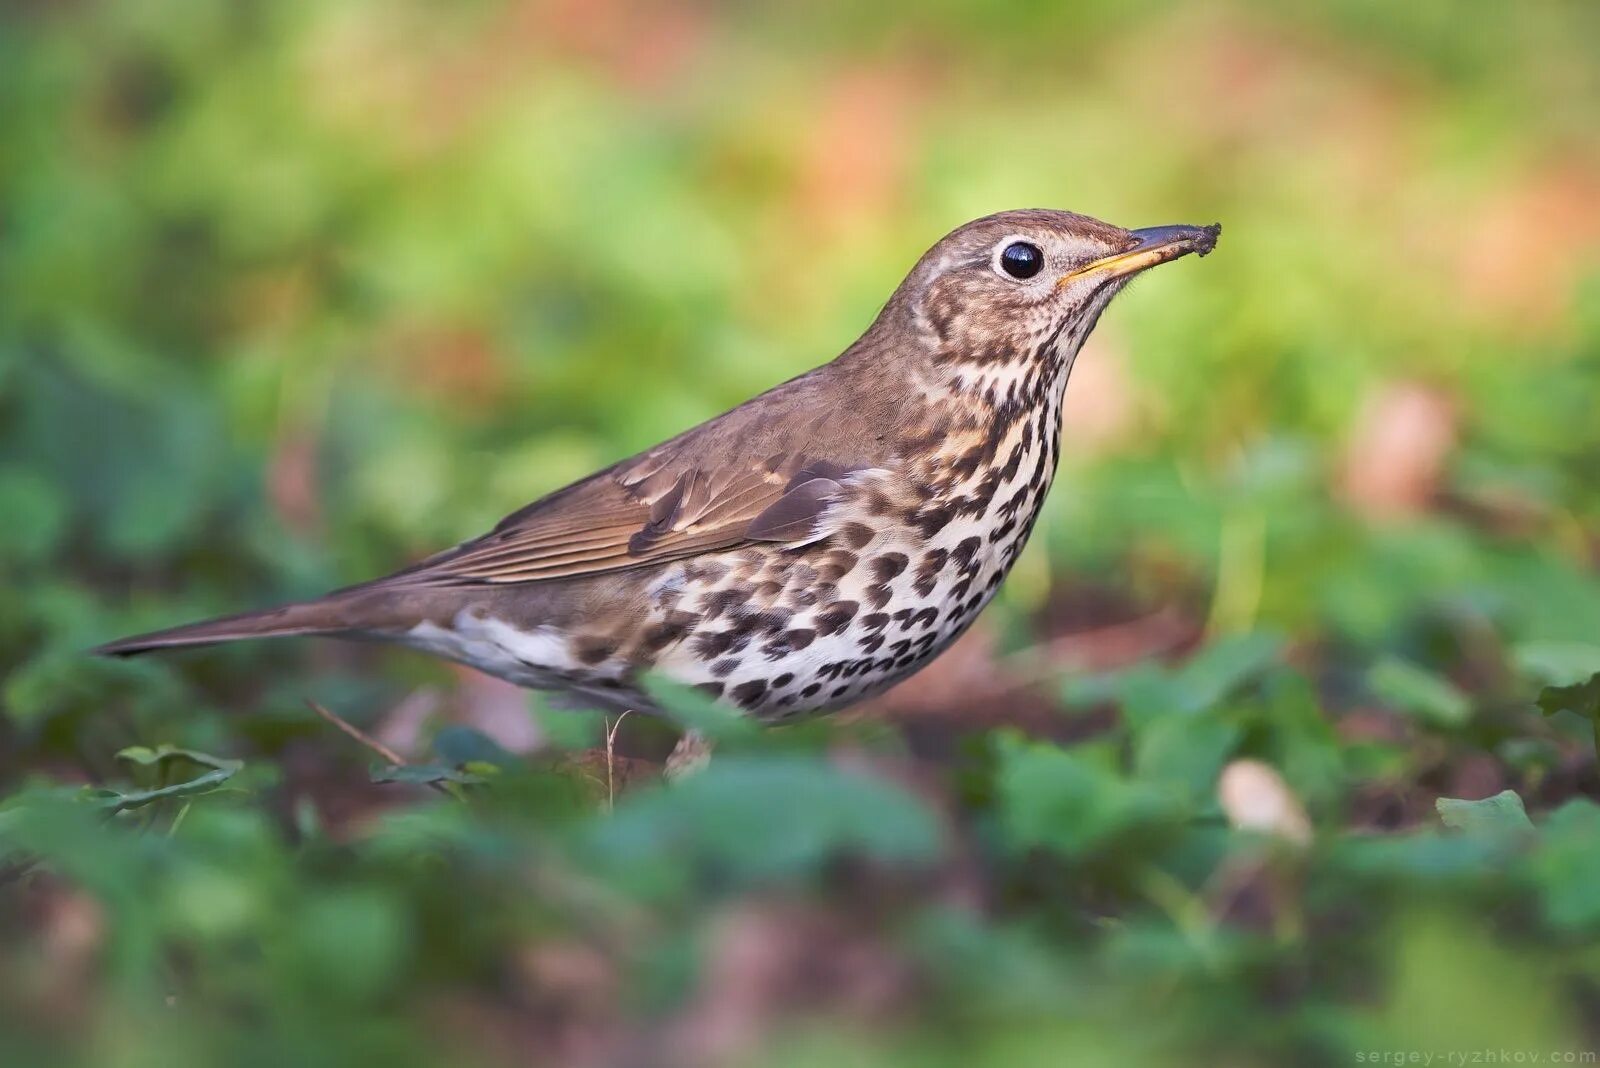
<box><xmin>1059</xmin><ymin>223</ymin><xmax>1221</xmax><ymax>286</ymax></box>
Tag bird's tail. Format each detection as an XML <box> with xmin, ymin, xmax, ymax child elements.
<box><xmin>94</xmin><ymin>596</ymin><xmax>369</xmax><ymax>658</ymax></box>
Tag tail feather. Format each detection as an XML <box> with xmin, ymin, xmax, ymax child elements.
<box><xmin>93</xmin><ymin>599</ymin><xmax>357</xmax><ymax>658</ymax></box>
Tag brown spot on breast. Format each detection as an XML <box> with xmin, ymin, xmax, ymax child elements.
<box><xmin>694</xmin><ymin>630</ymin><xmax>738</xmax><ymax>659</ymax></box>
<box><xmin>913</xmin><ymin>549</ymin><xmax>948</xmax><ymax>596</ymax></box>
<box><xmin>814</xmin><ymin>601</ymin><xmax>859</xmax><ymax>635</ymax></box>
<box><xmin>818</xmin><ymin>549</ymin><xmax>859</xmax><ymax>583</ymax></box>
<box><xmin>839</xmin><ymin>522</ymin><xmax>875</xmax><ymax>549</ymax></box>
<box><xmin>640</xmin><ymin>611</ymin><xmax>697</xmax><ymax>654</ymax></box>
<box><xmin>782</xmin><ymin>628</ymin><xmax>816</xmax><ymax>651</ymax></box>
<box><xmin>865</xmin><ymin>488</ymin><xmax>895</xmax><ymax>516</ymax></box>
<box><xmin>951</xmin><ymin>536</ymin><xmax>982</xmax><ymax>571</ymax></box>
<box><xmin>950</xmin><ymin>446</ymin><xmax>984</xmax><ymax>479</ymax></box>
<box><xmin>869</xmin><ymin>552</ymin><xmax>909</xmax><ymax>583</ymax></box>
<box><xmin>1000</xmin><ymin>441</ymin><xmax>1024</xmax><ymax>482</ymax></box>
<box><xmin>912</xmin><ymin>505</ymin><xmax>953</xmax><ymax>538</ymax></box>
<box><xmin>730</xmin><ymin>609</ymin><xmax>793</xmax><ymax>640</ymax></box>
<box><xmin>682</xmin><ymin>561</ymin><xmax>730</xmax><ymax>585</ymax></box>
<box><xmin>731</xmin><ymin>679</ymin><xmax>768</xmax><ymax>707</ymax></box>
<box><xmin>699</xmin><ymin>588</ymin><xmax>751</xmax><ymax>620</ymax></box>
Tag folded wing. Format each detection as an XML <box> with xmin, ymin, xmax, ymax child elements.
<box><xmin>385</xmin><ymin>449</ymin><xmax>862</xmax><ymax>586</ymax></box>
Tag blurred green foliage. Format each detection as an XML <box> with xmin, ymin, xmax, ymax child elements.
<box><xmin>3</xmin><ymin>0</ymin><xmax>1600</xmax><ymax>1064</ymax></box>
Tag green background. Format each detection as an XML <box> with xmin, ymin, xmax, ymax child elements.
<box><xmin>3</xmin><ymin>1</ymin><xmax>1600</xmax><ymax>1064</ymax></box>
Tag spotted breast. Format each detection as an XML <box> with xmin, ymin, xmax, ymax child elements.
<box><xmin>639</xmin><ymin>362</ymin><xmax>1074</xmax><ymax>719</ymax></box>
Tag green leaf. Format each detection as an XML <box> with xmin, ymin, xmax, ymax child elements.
<box><xmin>1069</xmin><ymin>633</ymin><xmax>1284</xmax><ymax>732</ymax></box>
<box><xmin>583</xmin><ymin>755</ymin><xmax>940</xmax><ymax>888</ymax></box>
<box><xmin>1368</xmin><ymin>656</ymin><xmax>1471</xmax><ymax>727</ymax></box>
<box><xmin>994</xmin><ymin>736</ymin><xmax>1183</xmax><ymax>859</ymax></box>
<box><xmin>1513</xmin><ymin>642</ymin><xmax>1600</xmax><ymax>688</ymax></box>
<box><xmin>0</xmin><ymin>465</ymin><xmax>66</xmax><ymax>564</ymax></box>
<box><xmin>91</xmin><ymin>745</ymin><xmax>243</xmax><ymax>811</ymax></box>
<box><xmin>115</xmin><ymin>745</ymin><xmax>225</xmax><ymax>768</ymax></box>
<box><xmin>1258</xmin><ymin>671</ymin><xmax>1345</xmax><ymax>811</ymax></box>
<box><xmin>370</xmin><ymin>763</ymin><xmax>486</xmax><ymax>786</ymax></box>
<box><xmin>1330</xmin><ymin>831</ymin><xmax>1509</xmax><ymax>881</ymax></box>
<box><xmin>292</xmin><ymin>889</ymin><xmax>409</xmax><ymax>1005</ymax></box>
<box><xmin>1529</xmin><ymin>800</ymin><xmax>1600</xmax><ymax>931</ymax></box>
<box><xmin>10</xmin><ymin>361</ymin><xmax>224</xmax><ymax>559</ymax></box>
<box><xmin>1436</xmin><ymin>790</ymin><xmax>1533</xmax><ymax>835</ymax></box>
<box><xmin>1172</xmin><ymin>632</ymin><xmax>1285</xmax><ymax>713</ymax></box>
<box><xmin>1132</xmin><ymin>710</ymin><xmax>1241</xmax><ymax>804</ymax></box>
<box><xmin>1063</xmin><ymin>662</ymin><xmax>1174</xmax><ymax>732</ymax></box>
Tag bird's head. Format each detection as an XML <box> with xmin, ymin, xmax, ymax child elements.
<box><xmin>881</xmin><ymin>209</ymin><xmax>1219</xmax><ymax>397</ymax></box>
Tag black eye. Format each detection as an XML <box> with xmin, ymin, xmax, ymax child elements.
<box><xmin>999</xmin><ymin>241</ymin><xmax>1044</xmax><ymax>279</ymax></box>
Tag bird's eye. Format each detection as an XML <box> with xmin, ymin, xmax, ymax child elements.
<box><xmin>999</xmin><ymin>241</ymin><xmax>1044</xmax><ymax>280</ymax></box>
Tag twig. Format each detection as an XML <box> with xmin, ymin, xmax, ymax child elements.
<box><xmin>305</xmin><ymin>699</ymin><xmax>451</xmax><ymax>796</ymax></box>
<box><xmin>306</xmin><ymin>699</ymin><xmax>408</xmax><ymax>766</ymax></box>
<box><xmin>604</xmin><ymin>710</ymin><xmax>632</xmax><ymax>810</ymax></box>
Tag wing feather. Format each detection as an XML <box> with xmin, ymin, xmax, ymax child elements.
<box><xmin>391</xmin><ymin>449</ymin><xmax>863</xmax><ymax>586</ymax></box>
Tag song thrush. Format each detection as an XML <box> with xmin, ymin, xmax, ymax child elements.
<box><xmin>99</xmin><ymin>209</ymin><xmax>1219</xmax><ymax>720</ymax></box>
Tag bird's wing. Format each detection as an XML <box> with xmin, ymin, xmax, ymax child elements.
<box><xmin>388</xmin><ymin>447</ymin><xmax>867</xmax><ymax>587</ymax></box>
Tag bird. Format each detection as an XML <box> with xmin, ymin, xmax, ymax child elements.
<box><xmin>98</xmin><ymin>209</ymin><xmax>1219</xmax><ymax>721</ymax></box>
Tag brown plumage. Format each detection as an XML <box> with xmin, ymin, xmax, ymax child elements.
<box><xmin>98</xmin><ymin>209</ymin><xmax>1219</xmax><ymax>719</ymax></box>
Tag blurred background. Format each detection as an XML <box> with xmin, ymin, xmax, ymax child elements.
<box><xmin>3</xmin><ymin>1</ymin><xmax>1600</xmax><ymax>1065</ymax></box>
